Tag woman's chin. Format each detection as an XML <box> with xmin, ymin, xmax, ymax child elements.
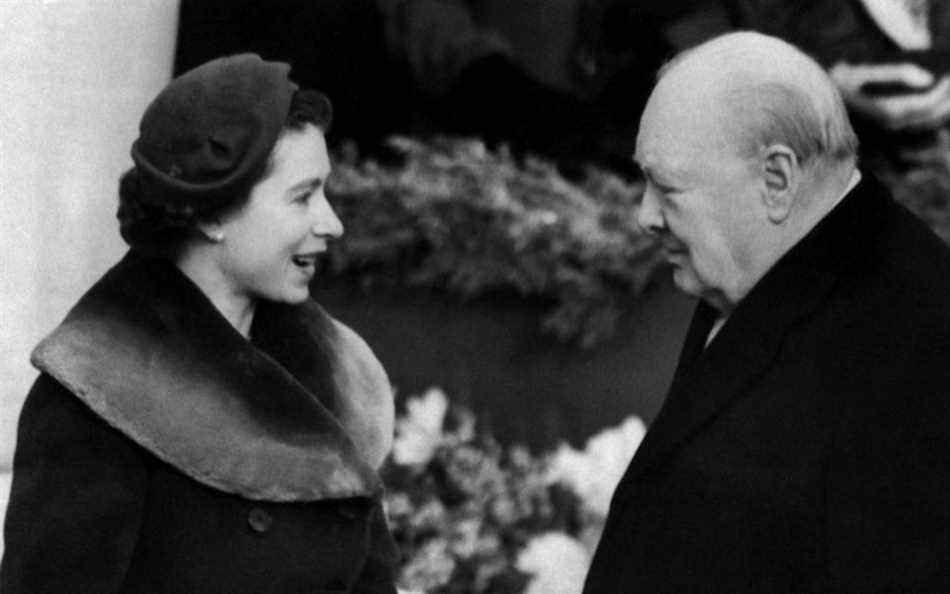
<box><xmin>285</xmin><ymin>289</ymin><xmax>312</xmax><ymax>304</ymax></box>
<box><xmin>263</xmin><ymin>285</ymin><xmax>312</xmax><ymax>305</ymax></box>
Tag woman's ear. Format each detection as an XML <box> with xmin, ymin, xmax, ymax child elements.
<box><xmin>197</xmin><ymin>220</ymin><xmax>225</xmax><ymax>243</ymax></box>
<box><xmin>760</xmin><ymin>144</ymin><xmax>798</xmax><ymax>224</ymax></box>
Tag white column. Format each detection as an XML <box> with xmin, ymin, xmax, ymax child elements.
<box><xmin>0</xmin><ymin>0</ymin><xmax>179</xmax><ymax>469</ymax></box>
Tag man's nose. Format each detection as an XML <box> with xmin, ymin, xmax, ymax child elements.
<box><xmin>636</xmin><ymin>185</ymin><xmax>666</xmax><ymax>236</ymax></box>
<box><xmin>311</xmin><ymin>195</ymin><xmax>344</xmax><ymax>238</ymax></box>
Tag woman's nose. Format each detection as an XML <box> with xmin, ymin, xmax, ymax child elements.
<box><xmin>311</xmin><ymin>196</ymin><xmax>344</xmax><ymax>238</ymax></box>
<box><xmin>635</xmin><ymin>185</ymin><xmax>666</xmax><ymax>236</ymax></box>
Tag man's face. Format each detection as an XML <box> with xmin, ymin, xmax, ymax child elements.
<box><xmin>634</xmin><ymin>82</ymin><xmax>766</xmax><ymax>311</ymax></box>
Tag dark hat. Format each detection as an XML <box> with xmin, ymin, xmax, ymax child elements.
<box><xmin>130</xmin><ymin>53</ymin><xmax>298</xmax><ymax>209</ymax></box>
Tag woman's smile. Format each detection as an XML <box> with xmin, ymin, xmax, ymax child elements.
<box><xmin>291</xmin><ymin>249</ymin><xmax>323</xmax><ymax>275</ymax></box>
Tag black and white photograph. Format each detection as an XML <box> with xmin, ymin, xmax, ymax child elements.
<box><xmin>3</xmin><ymin>1</ymin><xmax>950</xmax><ymax>592</ymax></box>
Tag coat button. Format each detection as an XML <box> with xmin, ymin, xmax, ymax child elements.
<box><xmin>247</xmin><ymin>507</ymin><xmax>274</xmax><ymax>533</ymax></box>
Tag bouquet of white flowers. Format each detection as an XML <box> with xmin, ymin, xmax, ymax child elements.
<box><xmin>384</xmin><ymin>388</ymin><xmax>645</xmax><ymax>593</ymax></box>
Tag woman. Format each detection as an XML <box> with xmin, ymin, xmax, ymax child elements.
<box><xmin>0</xmin><ymin>54</ymin><xmax>399</xmax><ymax>593</ymax></box>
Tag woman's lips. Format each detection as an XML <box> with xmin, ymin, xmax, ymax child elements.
<box><xmin>291</xmin><ymin>242</ymin><xmax>328</xmax><ymax>267</ymax></box>
<box><xmin>291</xmin><ymin>252</ymin><xmax>320</xmax><ymax>268</ymax></box>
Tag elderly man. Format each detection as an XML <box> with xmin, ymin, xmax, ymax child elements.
<box><xmin>583</xmin><ymin>32</ymin><xmax>950</xmax><ymax>593</ymax></box>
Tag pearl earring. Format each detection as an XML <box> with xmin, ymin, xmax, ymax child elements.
<box><xmin>208</xmin><ymin>230</ymin><xmax>225</xmax><ymax>242</ymax></box>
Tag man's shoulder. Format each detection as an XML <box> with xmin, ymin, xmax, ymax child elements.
<box><xmin>827</xmin><ymin>185</ymin><xmax>950</xmax><ymax>352</ymax></box>
<box><xmin>876</xmin><ymin>193</ymin><xmax>950</xmax><ymax>294</ymax></box>
<box><xmin>801</xmin><ymin>178</ymin><xmax>950</xmax><ymax>342</ymax></box>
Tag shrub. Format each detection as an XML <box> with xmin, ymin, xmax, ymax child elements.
<box><xmin>326</xmin><ymin>137</ymin><xmax>665</xmax><ymax>348</ymax></box>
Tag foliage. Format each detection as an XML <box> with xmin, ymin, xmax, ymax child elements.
<box><xmin>326</xmin><ymin>137</ymin><xmax>665</xmax><ymax>348</ymax></box>
<box><xmin>384</xmin><ymin>388</ymin><xmax>645</xmax><ymax>594</ymax></box>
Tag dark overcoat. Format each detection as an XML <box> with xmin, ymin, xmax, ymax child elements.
<box><xmin>584</xmin><ymin>175</ymin><xmax>950</xmax><ymax>593</ymax></box>
<box><xmin>1</xmin><ymin>253</ymin><xmax>400</xmax><ymax>593</ymax></box>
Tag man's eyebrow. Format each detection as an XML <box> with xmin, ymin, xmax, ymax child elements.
<box><xmin>639</xmin><ymin>158</ymin><xmax>686</xmax><ymax>186</ymax></box>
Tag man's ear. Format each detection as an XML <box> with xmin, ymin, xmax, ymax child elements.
<box><xmin>197</xmin><ymin>220</ymin><xmax>226</xmax><ymax>243</ymax></box>
<box><xmin>760</xmin><ymin>144</ymin><xmax>798</xmax><ymax>224</ymax></box>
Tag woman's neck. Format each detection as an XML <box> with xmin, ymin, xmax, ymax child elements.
<box><xmin>175</xmin><ymin>250</ymin><xmax>256</xmax><ymax>338</ymax></box>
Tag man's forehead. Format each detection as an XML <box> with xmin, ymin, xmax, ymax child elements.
<box><xmin>637</xmin><ymin>97</ymin><xmax>714</xmax><ymax>162</ymax></box>
<box><xmin>640</xmin><ymin>72</ymin><xmax>750</xmax><ymax>163</ymax></box>
<box><xmin>634</xmin><ymin>131</ymin><xmax>698</xmax><ymax>187</ymax></box>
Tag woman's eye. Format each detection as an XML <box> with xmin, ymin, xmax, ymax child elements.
<box><xmin>293</xmin><ymin>193</ymin><xmax>311</xmax><ymax>204</ymax></box>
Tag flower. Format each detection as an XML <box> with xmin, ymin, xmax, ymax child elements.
<box><xmin>440</xmin><ymin>442</ymin><xmax>505</xmax><ymax>500</ymax></box>
<box><xmin>408</xmin><ymin>499</ymin><xmax>449</xmax><ymax>533</ymax></box>
<box><xmin>384</xmin><ymin>491</ymin><xmax>414</xmax><ymax>525</ymax></box>
<box><xmin>447</xmin><ymin>517</ymin><xmax>482</xmax><ymax>559</ymax></box>
<box><xmin>399</xmin><ymin>539</ymin><xmax>457</xmax><ymax>591</ymax></box>
<box><xmin>516</xmin><ymin>532</ymin><xmax>591</xmax><ymax>594</ymax></box>
<box><xmin>392</xmin><ymin>388</ymin><xmax>449</xmax><ymax>466</ymax></box>
<box><xmin>547</xmin><ymin>416</ymin><xmax>646</xmax><ymax>517</ymax></box>
<box><xmin>385</xmin><ymin>387</ymin><xmax>634</xmax><ymax>593</ymax></box>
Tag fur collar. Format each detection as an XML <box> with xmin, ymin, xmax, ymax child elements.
<box><xmin>32</xmin><ymin>252</ymin><xmax>394</xmax><ymax>502</ymax></box>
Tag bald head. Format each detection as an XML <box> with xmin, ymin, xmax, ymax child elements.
<box><xmin>634</xmin><ymin>32</ymin><xmax>861</xmax><ymax>311</ymax></box>
<box><xmin>653</xmin><ymin>31</ymin><xmax>858</xmax><ymax>170</ymax></box>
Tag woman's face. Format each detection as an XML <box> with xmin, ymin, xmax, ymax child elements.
<box><xmin>214</xmin><ymin>124</ymin><xmax>343</xmax><ymax>305</ymax></box>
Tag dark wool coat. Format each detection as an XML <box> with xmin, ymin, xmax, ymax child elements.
<box><xmin>583</xmin><ymin>175</ymin><xmax>950</xmax><ymax>593</ymax></box>
<box><xmin>1</xmin><ymin>253</ymin><xmax>400</xmax><ymax>594</ymax></box>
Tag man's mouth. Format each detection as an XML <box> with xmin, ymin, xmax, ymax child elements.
<box><xmin>662</xmin><ymin>241</ymin><xmax>687</xmax><ymax>257</ymax></box>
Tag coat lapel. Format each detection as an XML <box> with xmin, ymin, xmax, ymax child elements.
<box><xmin>669</xmin><ymin>299</ymin><xmax>718</xmax><ymax>386</ymax></box>
<box><xmin>613</xmin><ymin>174</ymin><xmax>888</xmax><ymax>499</ymax></box>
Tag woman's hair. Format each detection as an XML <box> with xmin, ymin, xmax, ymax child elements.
<box><xmin>117</xmin><ymin>89</ymin><xmax>332</xmax><ymax>258</ymax></box>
